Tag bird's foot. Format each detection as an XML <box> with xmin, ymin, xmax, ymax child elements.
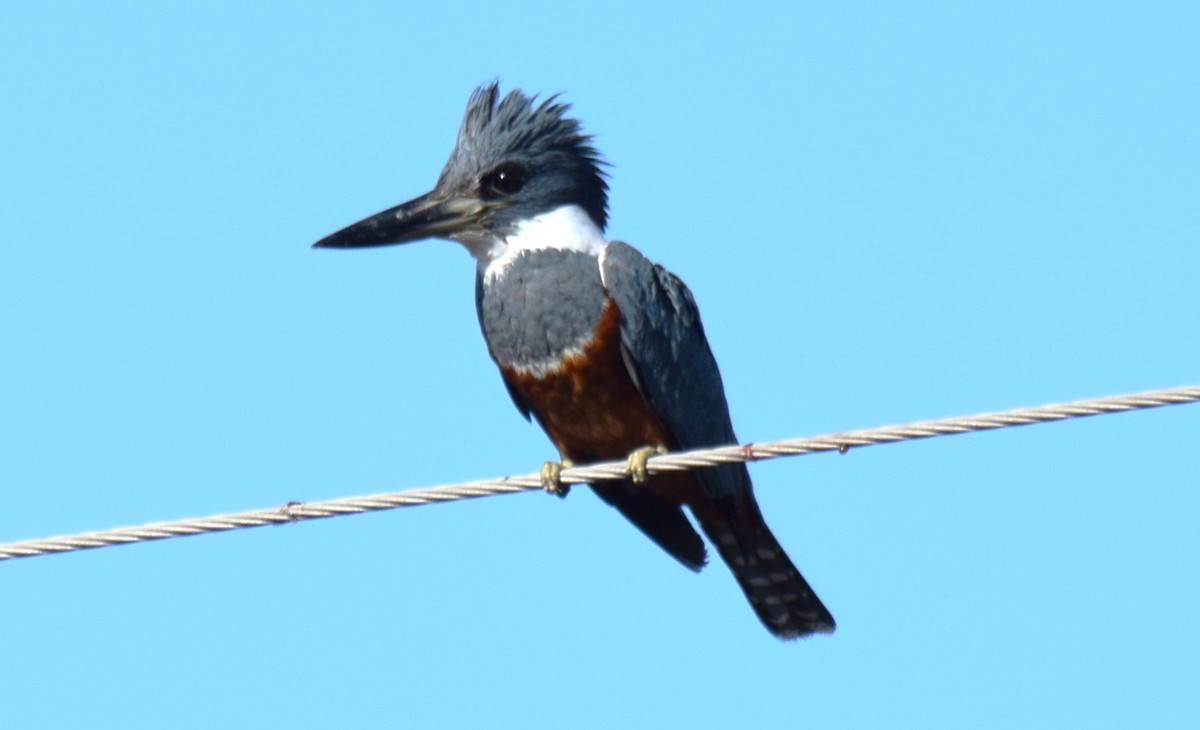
<box><xmin>540</xmin><ymin>458</ymin><xmax>574</xmax><ymax>498</ymax></box>
<box><xmin>626</xmin><ymin>445</ymin><xmax>667</xmax><ymax>485</ymax></box>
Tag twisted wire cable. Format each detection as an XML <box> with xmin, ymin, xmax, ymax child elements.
<box><xmin>3</xmin><ymin>384</ymin><xmax>1197</xmax><ymax>561</ymax></box>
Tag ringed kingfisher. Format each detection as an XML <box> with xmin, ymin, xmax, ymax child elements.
<box><xmin>314</xmin><ymin>83</ymin><xmax>834</xmax><ymax>639</ymax></box>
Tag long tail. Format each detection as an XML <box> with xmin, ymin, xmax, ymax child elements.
<box><xmin>695</xmin><ymin>491</ymin><xmax>835</xmax><ymax>640</ymax></box>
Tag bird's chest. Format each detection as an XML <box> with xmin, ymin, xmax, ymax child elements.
<box><xmin>476</xmin><ymin>249</ymin><xmax>609</xmax><ymax>373</ymax></box>
<box><xmin>476</xmin><ymin>250</ymin><xmax>670</xmax><ymax>460</ymax></box>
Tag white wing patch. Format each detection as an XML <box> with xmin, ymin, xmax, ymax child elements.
<box><xmin>597</xmin><ymin>243</ymin><xmax>611</xmax><ymax>291</ymax></box>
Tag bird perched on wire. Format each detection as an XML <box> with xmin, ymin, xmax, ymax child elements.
<box><xmin>314</xmin><ymin>82</ymin><xmax>834</xmax><ymax>639</ymax></box>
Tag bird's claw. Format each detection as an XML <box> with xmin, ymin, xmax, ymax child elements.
<box><xmin>540</xmin><ymin>459</ymin><xmax>573</xmax><ymax>498</ymax></box>
<box><xmin>626</xmin><ymin>445</ymin><xmax>667</xmax><ymax>485</ymax></box>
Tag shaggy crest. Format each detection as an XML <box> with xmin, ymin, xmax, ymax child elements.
<box><xmin>437</xmin><ymin>82</ymin><xmax>610</xmax><ymax>230</ymax></box>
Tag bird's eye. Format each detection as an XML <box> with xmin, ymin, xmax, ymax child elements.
<box><xmin>481</xmin><ymin>163</ymin><xmax>528</xmax><ymax>198</ymax></box>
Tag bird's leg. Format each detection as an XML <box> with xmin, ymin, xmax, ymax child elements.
<box><xmin>540</xmin><ymin>458</ymin><xmax>575</xmax><ymax>498</ymax></box>
<box><xmin>626</xmin><ymin>445</ymin><xmax>667</xmax><ymax>485</ymax></box>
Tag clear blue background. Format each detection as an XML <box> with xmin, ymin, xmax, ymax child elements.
<box><xmin>3</xmin><ymin>2</ymin><xmax>1198</xmax><ymax>727</ymax></box>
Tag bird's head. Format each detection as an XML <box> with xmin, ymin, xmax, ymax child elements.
<box><xmin>313</xmin><ymin>83</ymin><xmax>608</xmax><ymax>258</ymax></box>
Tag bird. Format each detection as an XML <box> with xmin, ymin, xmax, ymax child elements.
<box><xmin>313</xmin><ymin>83</ymin><xmax>835</xmax><ymax>639</ymax></box>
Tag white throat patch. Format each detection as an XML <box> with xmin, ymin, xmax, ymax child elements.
<box><xmin>475</xmin><ymin>204</ymin><xmax>608</xmax><ymax>282</ymax></box>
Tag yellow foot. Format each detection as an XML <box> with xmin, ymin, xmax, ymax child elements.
<box><xmin>626</xmin><ymin>445</ymin><xmax>667</xmax><ymax>485</ymax></box>
<box><xmin>540</xmin><ymin>458</ymin><xmax>574</xmax><ymax>498</ymax></box>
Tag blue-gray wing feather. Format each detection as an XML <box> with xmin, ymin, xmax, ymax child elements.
<box><xmin>601</xmin><ymin>242</ymin><xmax>743</xmax><ymax>497</ymax></box>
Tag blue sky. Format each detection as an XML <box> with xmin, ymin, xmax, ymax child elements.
<box><xmin>3</xmin><ymin>2</ymin><xmax>1198</xmax><ymax>727</ymax></box>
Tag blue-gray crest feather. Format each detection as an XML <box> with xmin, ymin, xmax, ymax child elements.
<box><xmin>438</xmin><ymin>82</ymin><xmax>610</xmax><ymax>231</ymax></box>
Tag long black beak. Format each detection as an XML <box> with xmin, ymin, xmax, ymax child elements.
<box><xmin>312</xmin><ymin>191</ymin><xmax>486</xmax><ymax>249</ymax></box>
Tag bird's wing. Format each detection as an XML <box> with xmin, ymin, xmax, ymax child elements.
<box><xmin>600</xmin><ymin>241</ymin><xmax>743</xmax><ymax>496</ymax></box>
